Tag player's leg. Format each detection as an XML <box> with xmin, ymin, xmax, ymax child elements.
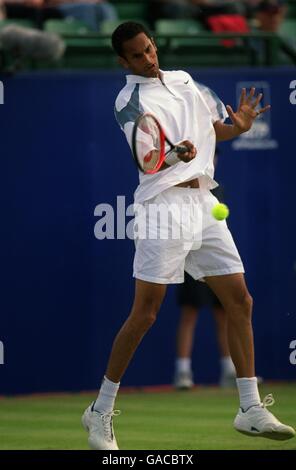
<box><xmin>176</xmin><ymin>304</ymin><xmax>198</xmax><ymax>359</ymax></box>
<box><xmin>206</xmin><ymin>273</ymin><xmax>295</xmax><ymax>440</ymax></box>
<box><xmin>105</xmin><ymin>279</ymin><xmax>167</xmax><ymax>383</ymax></box>
<box><xmin>212</xmin><ymin>305</ymin><xmax>236</xmax><ymax>387</ymax></box>
<box><xmin>174</xmin><ymin>272</ymin><xmax>200</xmax><ymax>389</ymax></box>
<box><xmin>205</xmin><ymin>274</ymin><xmax>254</xmax><ymax>378</ymax></box>
<box><xmin>212</xmin><ymin>306</ymin><xmax>230</xmax><ymax>357</ymax></box>
<box><xmin>206</xmin><ymin>280</ymin><xmax>236</xmax><ymax>387</ymax></box>
<box><xmin>82</xmin><ymin>186</ymin><xmax>195</xmax><ymax>449</ymax></box>
<box><xmin>82</xmin><ymin>279</ymin><xmax>167</xmax><ymax>450</ymax></box>
<box><xmin>185</xmin><ymin>188</ymin><xmax>295</xmax><ymax>439</ymax></box>
<box><xmin>174</xmin><ymin>304</ymin><xmax>198</xmax><ymax>389</ymax></box>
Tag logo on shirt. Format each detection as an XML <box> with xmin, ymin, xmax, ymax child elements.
<box><xmin>232</xmin><ymin>81</ymin><xmax>278</xmax><ymax>151</ymax></box>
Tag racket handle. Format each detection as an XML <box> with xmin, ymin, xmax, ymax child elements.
<box><xmin>174</xmin><ymin>145</ymin><xmax>189</xmax><ymax>154</ymax></box>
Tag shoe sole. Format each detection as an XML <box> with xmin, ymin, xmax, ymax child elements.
<box><xmin>174</xmin><ymin>385</ymin><xmax>193</xmax><ymax>390</ymax></box>
<box><xmin>235</xmin><ymin>428</ymin><xmax>296</xmax><ymax>441</ymax></box>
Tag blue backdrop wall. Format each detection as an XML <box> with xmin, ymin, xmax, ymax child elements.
<box><xmin>0</xmin><ymin>67</ymin><xmax>295</xmax><ymax>394</ymax></box>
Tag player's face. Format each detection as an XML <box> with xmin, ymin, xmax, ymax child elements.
<box><xmin>119</xmin><ymin>33</ymin><xmax>160</xmax><ymax>78</ymax></box>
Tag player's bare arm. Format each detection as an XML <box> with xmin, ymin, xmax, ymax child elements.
<box><xmin>214</xmin><ymin>87</ymin><xmax>271</xmax><ymax>142</ymax></box>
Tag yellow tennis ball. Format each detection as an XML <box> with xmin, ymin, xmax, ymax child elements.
<box><xmin>211</xmin><ymin>203</ymin><xmax>229</xmax><ymax>221</ymax></box>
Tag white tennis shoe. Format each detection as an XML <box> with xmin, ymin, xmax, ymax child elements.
<box><xmin>234</xmin><ymin>394</ymin><xmax>295</xmax><ymax>440</ymax></box>
<box><xmin>82</xmin><ymin>403</ymin><xmax>120</xmax><ymax>450</ymax></box>
<box><xmin>174</xmin><ymin>371</ymin><xmax>194</xmax><ymax>390</ymax></box>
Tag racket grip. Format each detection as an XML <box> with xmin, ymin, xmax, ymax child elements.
<box><xmin>174</xmin><ymin>145</ymin><xmax>189</xmax><ymax>154</ymax></box>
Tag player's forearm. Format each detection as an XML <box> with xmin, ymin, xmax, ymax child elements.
<box><xmin>214</xmin><ymin>121</ymin><xmax>244</xmax><ymax>142</ymax></box>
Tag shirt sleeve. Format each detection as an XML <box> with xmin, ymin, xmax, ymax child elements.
<box><xmin>114</xmin><ymin>83</ymin><xmax>144</xmax><ymax>149</ymax></box>
<box><xmin>193</xmin><ymin>80</ymin><xmax>228</xmax><ymax>123</ymax></box>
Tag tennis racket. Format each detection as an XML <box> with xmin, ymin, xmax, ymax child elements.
<box><xmin>131</xmin><ymin>113</ymin><xmax>189</xmax><ymax>174</ymax></box>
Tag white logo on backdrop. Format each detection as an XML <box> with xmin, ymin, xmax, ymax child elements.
<box><xmin>0</xmin><ymin>81</ymin><xmax>3</xmax><ymax>104</ymax></box>
<box><xmin>289</xmin><ymin>339</ymin><xmax>296</xmax><ymax>365</ymax></box>
<box><xmin>232</xmin><ymin>81</ymin><xmax>278</xmax><ymax>150</ymax></box>
<box><xmin>289</xmin><ymin>80</ymin><xmax>296</xmax><ymax>105</ymax></box>
<box><xmin>0</xmin><ymin>341</ymin><xmax>4</xmax><ymax>365</ymax></box>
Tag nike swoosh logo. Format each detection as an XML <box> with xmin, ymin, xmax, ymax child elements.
<box><xmin>184</xmin><ymin>80</ymin><xmax>189</xmax><ymax>84</ymax></box>
<box><xmin>251</xmin><ymin>426</ymin><xmax>260</xmax><ymax>432</ymax></box>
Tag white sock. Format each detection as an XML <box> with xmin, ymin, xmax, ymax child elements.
<box><xmin>221</xmin><ymin>356</ymin><xmax>236</xmax><ymax>376</ymax></box>
<box><xmin>236</xmin><ymin>377</ymin><xmax>261</xmax><ymax>411</ymax></box>
<box><xmin>176</xmin><ymin>357</ymin><xmax>191</xmax><ymax>374</ymax></box>
<box><xmin>93</xmin><ymin>376</ymin><xmax>120</xmax><ymax>414</ymax></box>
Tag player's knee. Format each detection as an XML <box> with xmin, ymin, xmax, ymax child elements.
<box><xmin>142</xmin><ymin>298</ymin><xmax>161</xmax><ymax>324</ymax></box>
<box><xmin>132</xmin><ymin>297</ymin><xmax>161</xmax><ymax>330</ymax></box>
<box><xmin>241</xmin><ymin>293</ymin><xmax>253</xmax><ymax>321</ymax></box>
<box><xmin>228</xmin><ymin>291</ymin><xmax>253</xmax><ymax>320</ymax></box>
<box><xmin>133</xmin><ymin>310</ymin><xmax>157</xmax><ymax>333</ymax></box>
<box><xmin>245</xmin><ymin>293</ymin><xmax>253</xmax><ymax>311</ymax></box>
<box><xmin>143</xmin><ymin>310</ymin><xmax>158</xmax><ymax>329</ymax></box>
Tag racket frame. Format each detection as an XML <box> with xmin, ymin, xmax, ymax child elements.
<box><xmin>132</xmin><ymin>112</ymin><xmax>181</xmax><ymax>174</ymax></box>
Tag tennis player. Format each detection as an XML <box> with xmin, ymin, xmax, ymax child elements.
<box><xmin>82</xmin><ymin>21</ymin><xmax>295</xmax><ymax>449</ymax></box>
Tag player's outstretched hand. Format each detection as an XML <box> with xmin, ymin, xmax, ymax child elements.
<box><xmin>226</xmin><ymin>87</ymin><xmax>271</xmax><ymax>133</ymax></box>
<box><xmin>177</xmin><ymin>140</ymin><xmax>197</xmax><ymax>163</ymax></box>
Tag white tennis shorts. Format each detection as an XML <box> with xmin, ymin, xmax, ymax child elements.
<box><xmin>133</xmin><ymin>186</ymin><xmax>244</xmax><ymax>284</ymax></box>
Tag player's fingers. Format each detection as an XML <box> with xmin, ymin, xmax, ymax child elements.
<box><xmin>178</xmin><ymin>140</ymin><xmax>196</xmax><ymax>161</ymax></box>
<box><xmin>226</xmin><ymin>104</ymin><xmax>238</xmax><ymax>123</ymax></box>
<box><xmin>181</xmin><ymin>140</ymin><xmax>197</xmax><ymax>157</ymax></box>
<box><xmin>238</xmin><ymin>88</ymin><xmax>246</xmax><ymax>108</ymax></box>
<box><xmin>182</xmin><ymin>149</ymin><xmax>196</xmax><ymax>160</ymax></box>
<box><xmin>259</xmin><ymin>104</ymin><xmax>271</xmax><ymax>114</ymax></box>
<box><xmin>246</xmin><ymin>87</ymin><xmax>255</xmax><ymax>104</ymax></box>
<box><xmin>252</xmin><ymin>93</ymin><xmax>262</xmax><ymax>109</ymax></box>
<box><xmin>254</xmin><ymin>104</ymin><xmax>271</xmax><ymax>117</ymax></box>
<box><xmin>241</xmin><ymin>104</ymin><xmax>258</xmax><ymax>118</ymax></box>
<box><xmin>190</xmin><ymin>147</ymin><xmax>197</xmax><ymax>158</ymax></box>
<box><xmin>181</xmin><ymin>139</ymin><xmax>194</xmax><ymax>149</ymax></box>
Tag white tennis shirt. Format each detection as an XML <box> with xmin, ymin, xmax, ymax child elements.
<box><xmin>114</xmin><ymin>70</ymin><xmax>228</xmax><ymax>203</ymax></box>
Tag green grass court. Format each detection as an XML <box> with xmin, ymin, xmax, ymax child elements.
<box><xmin>0</xmin><ymin>384</ymin><xmax>295</xmax><ymax>450</ymax></box>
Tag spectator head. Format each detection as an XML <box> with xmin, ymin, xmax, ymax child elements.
<box><xmin>255</xmin><ymin>0</ymin><xmax>287</xmax><ymax>32</ymax></box>
<box><xmin>0</xmin><ymin>0</ymin><xmax>5</xmax><ymax>21</ymax></box>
